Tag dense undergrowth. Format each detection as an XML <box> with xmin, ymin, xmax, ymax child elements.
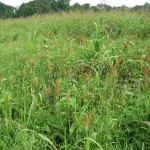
<box><xmin>0</xmin><ymin>12</ymin><xmax>150</xmax><ymax>150</ymax></box>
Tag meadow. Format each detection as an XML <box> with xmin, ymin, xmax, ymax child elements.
<box><xmin>0</xmin><ymin>11</ymin><xmax>150</xmax><ymax>150</ymax></box>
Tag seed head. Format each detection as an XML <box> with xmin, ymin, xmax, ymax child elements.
<box><xmin>83</xmin><ymin>113</ymin><xmax>89</xmax><ymax>130</ymax></box>
<box><xmin>81</xmin><ymin>64</ymin><xmax>85</xmax><ymax>73</ymax></box>
<box><xmin>89</xmin><ymin>109</ymin><xmax>95</xmax><ymax>125</ymax></box>
<box><xmin>145</xmin><ymin>54</ymin><xmax>149</xmax><ymax>62</ymax></box>
<box><xmin>66</xmin><ymin>90</ymin><xmax>70</xmax><ymax>102</ymax></box>
<box><xmin>148</xmin><ymin>77</ymin><xmax>150</xmax><ymax>85</ymax></box>
<box><xmin>67</xmin><ymin>38</ymin><xmax>71</xmax><ymax>43</ymax></box>
<box><xmin>43</xmin><ymin>85</ymin><xmax>51</xmax><ymax>97</ymax></box>
<box><xmin>110</xmin><ymin>67</ymin><xmax>117</xmax><ymax>75</ymax></box>
<box><xmin>32</xmin><ymin>75</ymin><xmax>39</xmax><ymax>86</ymax></box>
<box><xmin>90</xmin><ymin>59</ymin><xmax>95</xmax><ymax>67</ymax></box>
<box><xmin>24</xmin><ymin>53</ymin><xmax>30</xmax><ymax>60</ymax></box>
<box><xmin>72</xmin><ymin>112</ymin><xmax>76</xmax><ymax>122</ymax></box>
<box><xmin>146</xmin><ymin>44</ymin><xmax>150</xmax><ymax>53</ymax></box>
<box><xmin>143</xmin><ymin>64</ymin><xmax>149</xmax><ymax>76</ymax></box>
<box><xmin>55</xmin><ymin>79</ymin><xmax>61</xmax><ymax>94</ymax></box>
<box><xmin>47</xmin><ymin>61</ymin><xmax>53</xmax><ymax>72</ymax></box>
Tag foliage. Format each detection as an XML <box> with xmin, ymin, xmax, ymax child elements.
<box><xmin>16</xmin><ymin>0</ymin><xmax>52</xmax><ymax>17</ymax></box>
<box><xmin>16</xmin><ymin>0</ymin><xmax>71</xmax><ymax>17</ymax></box>
<box><xmin>0</xmin><ymin>11</ymin><xmax>150</xmax><ymax>149</ymax></box>
<box><xmin>0</xmin><ymin>2</ymin><xmax>16</xmax><ymax>18</ymax></box>
<box><xmin>0</xmin><ymin>1</ymin><xmax>150</xmax><ymax>18</ymax></box>
<box><xmin>57</xmin><ymin>0</ymin><xmax>71</xmax><ymax>11</ymax></box>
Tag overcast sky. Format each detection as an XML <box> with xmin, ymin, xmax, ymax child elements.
<box><xmin>1</xmin><ymin>0</ymin><xmax>150</xmax><ymax>7</ymax></box>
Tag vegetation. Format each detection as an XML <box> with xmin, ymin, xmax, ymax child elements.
<box><xmin>0</xmin><ymin>2</ymin><xmax>16</xmax><ymax>18</ymax></box>
<box><xmin>0</xmin><ymin>1</ymin><xmax>150</xmax><ymax>18</ymax></box>
<box><xmin>0</xmin><ymin>11</ymin><xmax>150</xmax><ymax>149</ymax></box>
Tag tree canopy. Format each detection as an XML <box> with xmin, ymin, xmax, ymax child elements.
<box><xmin>16</xmin><ymin>0</ymin><xmax>71</xmax><ymax>17</ymax></box>
<box><xmin>0</xmin><ymin>2</ymin><xmax>16</xmax><ymax>18</ymax></box>
<box><xmin>0</xmin><ymin>1</ymin><xmax>149</xmax><ymax>18</ymax></box>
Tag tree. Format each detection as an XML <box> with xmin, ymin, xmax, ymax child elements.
<box><xmin>0</xmin><ymin>2</ymin><xmax>16</xmax><ymax>18</ymax></box>
<box><xmin>17</xmin><ymin>3</ymin><xmax>34</xmax><ymax>17</ymax></box>
<box><xmin>16</xmin><ymin>0</ymin><xmax>71</xmax><ymax>17</ymax></box>
<box><xmin>72</xmin><ymin>3</ymin><xmax>81</xmax><ymax>11</ymax></box>
<box><xmin>83</xmin><ymin>3</ymin><xmax>90</xmax><ymax>11</ymax></box>
<box><xmin>50</xmin><ymin>0</ymin><xmax>58</xmax><ymax>12</ymax></box>
<box><xmin>57</xmin><ymin>0</ymin><xmax>71</xmax><ymax>11</ymax></box>
<box><xmin>144</xmin><ymin>2</ymin><xmax>150</xmax><ymax>12</ymax></box>
<box><xmin>16</xmin><ymin>0</ymin><xmax>52</xmax><ymax>17</ymax></box>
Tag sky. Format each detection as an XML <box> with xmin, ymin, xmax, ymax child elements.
<box><xmin>0</xmin><ymin>0</ymin><xmax>150</xmax><ymax>7</ymax></box>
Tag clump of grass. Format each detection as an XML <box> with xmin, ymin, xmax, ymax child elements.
<box><xmin>0</xmin><ymin>11</ymin><xmax>150</xmax><ymax>150</ymax></box>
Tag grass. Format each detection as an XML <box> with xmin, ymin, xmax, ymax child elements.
<box><xmin>0</xmin><ymin>11</ymin><xmax>150</xmax><ymax>150</ymax></box>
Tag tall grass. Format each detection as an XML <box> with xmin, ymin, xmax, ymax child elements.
<box><xmin>0</xmin><ymin>11</ymin><xmax>150</xmax><ymax>149</ymax></box>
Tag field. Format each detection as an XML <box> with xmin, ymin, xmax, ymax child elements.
<box><xmin>0</xmin><ymin>12</ymin><xmax>150</xmax><ymax>149</ymax></box>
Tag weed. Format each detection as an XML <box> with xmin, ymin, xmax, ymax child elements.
<box><xmin>0</xmin><ymin>11</ymin><xmax>150</xmax><ymax>150</ymax></box>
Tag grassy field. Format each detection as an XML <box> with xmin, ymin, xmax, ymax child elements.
<box><xmin>0</xmin><ymin>12</ymin><xmax>150</xmax><ymax>150</ymax></box>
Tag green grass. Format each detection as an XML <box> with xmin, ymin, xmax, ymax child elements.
<box><xmin>0</xmin><ymin>11</ymin><xmax>150</xmax><ymax>150</ymax></box>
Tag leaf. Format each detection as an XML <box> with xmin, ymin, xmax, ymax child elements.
<box><xmin>76</xmin><ymin>137</ymin><xmax>104</xmax><ymax>150</ymax></box>
<box><xmin>21</xmin><ymin>129</ymin><xmax>57</xmax><ymax>150</ymax></box>
<box><xmin>124</xmin><ymin>91</ymin><xmax>134</xmax><ymax>96</ymax></box>
<box><xmin>38</xmin><ymin>134</ymin><xmax>57</xmax><ymax>150</ymax></box>
<box><xmin>142</xmin><ymin>121</ymin><xmax>150</xmax><ymax>126</ymax></box>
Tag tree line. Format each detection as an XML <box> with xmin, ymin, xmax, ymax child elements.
<box><xmin>0</xmin><ymin>0</ymin><xmax>150</xmax><ymax>18</ymax></box>
<box><xmin>0</xmin><ymin>2</ymin><xmax>15</xmax><ymax>18</ymax></box>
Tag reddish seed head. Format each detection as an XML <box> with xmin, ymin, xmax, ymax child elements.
<box><xmin>81</xmin><ymin>64</ymin><xmax>85</xmax><ymax>73</ymax></box>
<box><xmin>55</xmin><ymin>79</ymin><xmax>61</xmax><ymax>94</ymax></box>
<box><xmin>145</xmin><ymin>54</ymin><xmax>149</xmax><ymax>62</ymax></box>
<box><xmin>86</xmin><ymin>73</ymin><xmax>89</xmax><ymax>81</ymax></box>
<box><xmin>148</xmin><ymin>77</ymin><xmax>150</xmax><ymax>85</ymax></box>
<box><xmin>143</xmin><ymin>64</ymin><xmax>149</xmax><ymax>76</ymax></box>
<box><xmin>147</xmin><ymin>44</ymin><xmax>150</xmax><ymax>53</ymax></box>
<box><xmin>110</xmin><ymin>67</ymin><xmax>117</xmax><ymax>74</ymax></box>
<box><xmin>90</xmin><ymin>59</ymin><xmax>95</xmax><ymax>67</ymax></box>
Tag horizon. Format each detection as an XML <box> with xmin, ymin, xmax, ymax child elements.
<box><xmin>0</xmin><ymin>0</ymin><xmax>150</xmax><ymax>7</ymax></box>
